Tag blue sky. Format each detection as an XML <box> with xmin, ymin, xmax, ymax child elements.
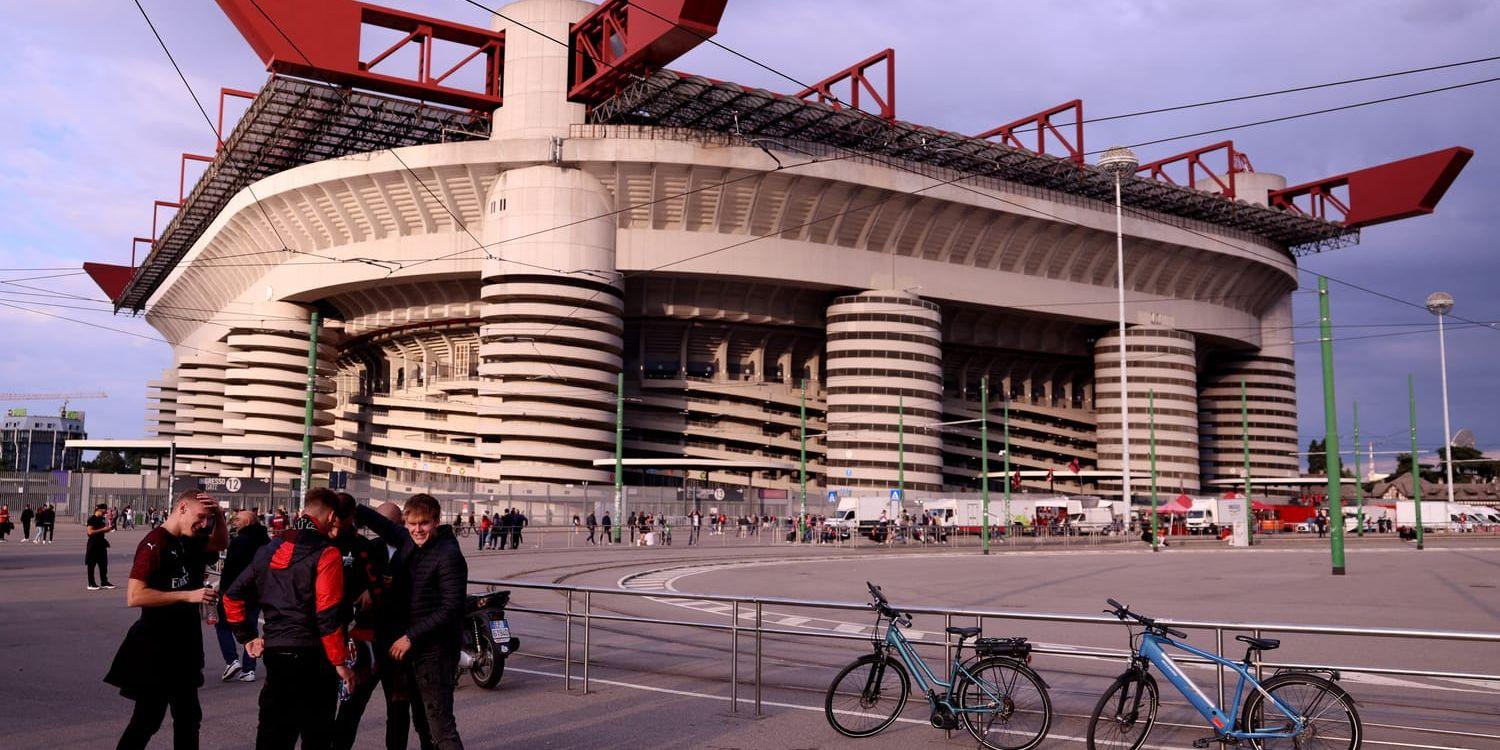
<box><xmin>1</xmin><ymin>0</ymin><xmax>1495</xmax><ymax>475</ymax></box>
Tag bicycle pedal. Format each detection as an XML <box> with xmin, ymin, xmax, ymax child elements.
<box><xmin>1192</xmin><ymin>739</ymin><xmax>1212</xmax><ymax>749</ymax></box>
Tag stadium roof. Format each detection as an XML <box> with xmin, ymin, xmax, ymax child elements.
<box><xmin>590</xmin><ymin>70</ymin><xmax>1358</xmax><ymax>253</ymax></box>
<box><xmin>114</xmin><ymin>75</ymin><xmax>491</xmax><ymax>312</ymax></box>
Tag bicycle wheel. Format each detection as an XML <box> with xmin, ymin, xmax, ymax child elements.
<box><xmin>1087</xmin><ymin>671</ymin><xmax>1159</xmax><ymax>750</ymax></box>
<box><xmin>1241</xmin><ymin>672</ymin><xmax>1361</xmax><ymax>750</ymax></box>
<box><xmin>956</xmin><ymin>657</ymin><xmax>1053</xmax><ymax>750</ymax></box>
<box><xmin>825</xmin><ymin>654</ymin><xmax>910</xmax><ymax>738</ymax></box>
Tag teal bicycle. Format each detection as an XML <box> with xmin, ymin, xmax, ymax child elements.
<box><xmin>1089</xmin><ymin>598</ymin><xmax>1361</xmax><ymax>750</ymax></box>
<box><xmin>824</xmin><ymin>583</ymin><xmax>1053</xmax><ymax>750</ymax></box>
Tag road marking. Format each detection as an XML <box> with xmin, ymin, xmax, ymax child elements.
<box><xmin>503</xmin><ymin>663</ymin><xmax>1475</xmax><ymax>750</ymax></box>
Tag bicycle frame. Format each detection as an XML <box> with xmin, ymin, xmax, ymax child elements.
<box><xmin>876</xmin><ymin>617</ymin><xmax>1009</xmax><ymax>714</ymax></box>
<box><xmin>1138</xmin><ymin>632</ymin><xmax>1303</xmax><ymax>740</ymax></box>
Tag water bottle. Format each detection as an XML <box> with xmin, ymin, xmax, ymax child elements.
<box><xmin>202</xmin><ymin>584</ymin><xmax>219</xmax><ymax>625</ymax></box>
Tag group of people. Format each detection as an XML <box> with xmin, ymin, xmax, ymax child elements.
<box><xmin>473</xmin><ymin>508</ymin><xmax>528</xmax><ymax>550</ymax></box>
<box><xmin>105</xmin><ymin>487</ymin><xmax>471</xmax><ymax>750</ymax></box>
<box><xmin>0</xmin><ymin>503</ymin><xmax>58</xmax><ymax>543</ymax></box>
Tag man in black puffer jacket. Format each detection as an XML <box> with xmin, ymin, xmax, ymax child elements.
<box><xmin>355</xmin><ymin>494</ymin><xmax>467</xmax><ymax>750</ymax></box>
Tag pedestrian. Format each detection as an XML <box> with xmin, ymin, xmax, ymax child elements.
<box><xmin>585</xmin><ymin>512</ymin><xmax>598</xmax><ymax>545</ymax></box>
<box><xmin>336</xmin><ymin>502</ymin><xmax>417</xmax><ymax>750</ymax></box>
<box><xmin>478</xmin><ymin>513</ymin><xmax>491</xmax><ymax>551</ymax></box>
<box><xmin>123</xmin><ymin>504</ymin><xmax>135</xmax><ymax>530</ymax></box>
<box><xmin>216</xmin><ymin>509</ymin><xmax>270</xmax><ymax>684</ymax></box>
<box><xmin>0</xmin><ymin>504</ymin><xmax>10</xmax><ymax>542</ymax></box>
<box><xmin>108</xmin><ymin>505</ymin><xmax>118</xmax><ymax>531</ymax></box>
<box><xmin>572</xmin><ymin>514</ymin><xmax>581</xmax><ymax>536</ymax></box>
<box><xmin>688</xmin><ymin>509</ymin><xmax>701</xmax><ymax>545</ymax></box>
<box><xmin>509</xmin><ymin>508</ymin><xmax>526</xmax><ymax>550</ymax></box>
<box><xmin>224</xmin><ymin>488</ymin><xmax>353</xmax><ymax>750</ymax></box>
<box><xmin>326</xmin><ymin>492</ymin><xmax>388</xmax><ymax>750</ymax></box>
<box><xmin>627</xmin><ymin>512</ymin><xmax>638</xmax><ymax>545</ymax></box>
<box><xmin>105</xmin><ymin>491</ymin><xmax>228</xmax><ymax>750</ymax></box>
<box><xmin>39</xmin><ymin>504</ymin><xmax>56</xmax><ymax>543</ymax></box>
<box><xmin>86</xmin><ymin>504</ymin><xmax>115</xmax><ymax>591</ymax></box>
<box><xmin>355</xmin><ymin>494</ymin><xmax>468</xmax><ymax>750</ymax></box>
<box><xmin>600</xmin><ymin>511</ymin><xmax>613</xmax><ymax>544</ymax></box>
<box><xmin>20</xmin><ymin>503</ymin><xmax>33</xmax><ymax>542</ymax></box>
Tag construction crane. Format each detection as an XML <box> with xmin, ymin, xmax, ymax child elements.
<box><xmin>0</xmin><ymin>392</ymin><xmax>108</xmax><ymax>417</ymax></box>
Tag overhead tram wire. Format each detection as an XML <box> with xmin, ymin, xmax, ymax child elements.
<box><xmin>130</xmin><ymin>0</ymin><xmax>357</xmax><ymax>275</ymax></box>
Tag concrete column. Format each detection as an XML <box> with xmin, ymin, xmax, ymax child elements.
<box><xmin>1198</xmin><ymin>292</ymin><xmax>1300</xmax><ymax>496</ymax></box>
<box><xmin>489</xmin><ymin>0</ymin><xmax>594</xmax><ymax>139</ymax></box>
<box><xmin>175</xmin><ymin>341</ymin><xmax>231</xmax><ymax>475</ymax></box>
<box><xmin>222</xmin><ymin>301</ymin><xmax>340</xmax><ymax>476</ymax></box>
<box><xmin>1093</xmin><ymin>324</ymin><xmax>1200</xmax><ymax>497</ymax></box>
<box><xmin>479</xmin><ymin>165</ymin><xmax>621</xmax><ymax>483</ymax></box>
<box><xmin>823</xmin><ymin>291</ymin><xmax>944</xmax><ymax>493</ymax></box>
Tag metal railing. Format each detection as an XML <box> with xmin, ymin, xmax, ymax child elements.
<box><xmin>459</xmin><ymin>523</ymin><xmax>1135</xmax><ymax>552</ymax></box>
<box><xmin>473</xmin><ymin>577</ymin><xmax>1500</xmax><ymax>718</ymax></box>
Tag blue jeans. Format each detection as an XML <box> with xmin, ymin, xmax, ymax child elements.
<box><xmin>214</xmin><ymin>604</ymin><xmax>258</xmax><ymax>671</ymax></box>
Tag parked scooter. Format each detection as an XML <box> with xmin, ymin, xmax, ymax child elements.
<box><xmin>457</xmin><ymin>589</ymin><xmax>520</xmax><ymax>688</ymax></box>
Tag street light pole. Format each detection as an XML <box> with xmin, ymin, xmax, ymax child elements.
<box><xmin>981</xmin><ymin>376</ymin><xmax>990</xmax><ymax>555</ymax></box>
<box><xmin>1098</xmin><ymin>146</ymin><xmax>1139</xmax><ymax>507</ymax></box>
<box><xmin>1149</xmin><ymin>389</ymin><xmax>1158</xmax><ymax>552</ymax></box>
<box><xmin>1317</xmin><ymin>277</ymin><xmax>1347</xmax><ymax>575</ymax></box>
<box><xmin>1352</xmin><ymin>400</ymin><xmax>1363</xmax><ymax>537</ymax></box>
<box><xmin>1425</xmin><ymin>292</ymin><xmax>1457</xmax><ymax>505</ymax></box>
<box><xmin>1408</xmin><ymin>374</ymin><xmax>1425</xmax><ymax>550</ymax></box>
<box><xmin>614</xmin><ymin>371</ymin><xmax>624</xmax><ymax>544</ymax></box>
<box><xmin>799</xmin><ymin>381</ymin><xmax>807</xmax><ymax>544</ymax></box>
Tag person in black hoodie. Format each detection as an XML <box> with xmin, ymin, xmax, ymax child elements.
<box><xmin>354</xmin><ymin>493</ymin><xmax>467</xmax><ymax>750</ymax></box>
<box><xmin>216</xmin><ymin>509</ymin><xmax>270</xmax><ymax>683</ymax></box>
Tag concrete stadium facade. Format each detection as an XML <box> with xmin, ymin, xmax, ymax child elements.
<box><xmin>141</xmin><ymin>0</ymin><xmax>1307</xmax><ymax>501</ymax></box>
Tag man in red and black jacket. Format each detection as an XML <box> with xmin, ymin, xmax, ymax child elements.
<box><xmin>224</xmin><ymin>488</ymin><xmax>353</xmax><ymax>749</ymax></box>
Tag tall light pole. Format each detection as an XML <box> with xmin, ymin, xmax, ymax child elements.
<box><xmin>1098</xmin><ymin>146</ymin><xmax>1139</xmax><ymax>506</ymax></box>
<box><xmin>1425</xmin><ymin>292</ymin><xmax>1457</xmax><ymax>505</ymax></box>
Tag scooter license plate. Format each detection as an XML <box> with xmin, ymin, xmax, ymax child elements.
<box><xmin>489</xmin><ymin>619</ymin><xmax>510</xmax><ymax>642</ymax></box>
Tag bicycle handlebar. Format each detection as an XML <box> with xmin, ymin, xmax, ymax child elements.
<box><xmin>867</xmin><ymin>581</ymin><xmax>910</xmax><ymax>625</ymax></box>
<box><xmin>1105</xmin><ymin>598</ymin><xmax>1188</xmax><ymax>639</ymax></box>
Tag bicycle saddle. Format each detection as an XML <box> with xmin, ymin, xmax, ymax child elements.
<box><xmin>945</xmin><ymin>626</ymin><xmax>982</xmax><ymax>638</ymax></box>
<box><xmin>1236</xmin><ymin>635</ymin><xmax>1280</xmax><ymax>651</ymax></box>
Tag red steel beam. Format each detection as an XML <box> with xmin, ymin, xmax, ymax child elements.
<box><xmin>151</xmin><ymin>200</ymin><xmax>181</xmax><ymax>244</ymax></box>
<box><xmin>1268</xmin><ymin>147</ymin><xmax>1473</xmax><ymax>228</ymax></box>
<box><xmin>132</xmin><ymin>237</ymin><xmax>154</xmax><ymax>267</ymax></box>
<box><xmin>215</xmin><ymin>0</ymin><xmax>504</xmax><ymax>111</ymax></box>
<box><xmin>977</xmin><ymin>99</ymin><xmax>1083</xmax><ymax>165</ymax></box>
<box><xmin>1135</xmin><ymin>140</ymin><xmax>1253</xmax><ymax>199</ymax></box>
<box><xmin>179</xmin><ymin>154</ymin><xmax>215</xmax><ymax>204</ymax></box>
<box><xmin>569</xmin><ymin>0</ymin><xmax>729</xmax><ymax>104</ymax></box>
<box><xmin>83</xmin><ymin>263</ymin><xmax>137</xmax><ymax>304</ymax></box>
<box><xmin>217</xmin><ymin>87</ymin><xmax>258</xmax><ymax>149</ymax></box>
<box><xmin>794</xmin><ymin>48</ymin><xmax>895</xmax><ymax>122</ymax></box>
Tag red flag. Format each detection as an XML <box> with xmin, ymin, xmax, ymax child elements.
<box><xmin>1046</xmin><ymin>468</ymin><xmax>1055</xmax><ymax>483</ymax></box>
<box><xmin>1068</xmin><ymin>457</ymin><xmax>1081</xmax><ymax>474</ymax></box>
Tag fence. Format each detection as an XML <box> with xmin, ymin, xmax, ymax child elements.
<box><xmin>474</xmin><ymin>577</ymin><xmax>1500</xmax><ymax>743</ymax></box>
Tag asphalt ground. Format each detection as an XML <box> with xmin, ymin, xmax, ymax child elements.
<box><xmin>2</xmin><ymin>525</ymin><xmax>1497</xmax><ymax>749</ymax></box>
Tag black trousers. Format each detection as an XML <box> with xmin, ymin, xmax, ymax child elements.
<box><xmin>22</xmin><ymin>520</ymin><xmax>31</xmax><ymax>538</ymax></box>
<box><xmin>87</xmin><ymin>556</ymin><xmax>111</xmax><ymax>587</ymax></box>
<box><xmin>333</xmin><ymin>643</ymin><xmax>412</xmax><ymax>750</ymax></box>
<box><xmin>258</xmin><ymin>648</ymin><xmax>339</xmax><ymax>750</ymax></box>
<box><xmin>117</xmin><ymin>685</ymin><xmax>201</xmax><ymax>750</ymax></box>
<box><xmin>406</xmin><ymin>646</ymin><xmax>464</xmax><ymax>750</ymax></box>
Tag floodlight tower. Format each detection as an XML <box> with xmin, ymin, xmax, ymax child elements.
<box><xmin>1425</xmin><ymin>291</ymin><xmax>1457</xmax><ymax>504</ymax></box>
<box><xmin>1098</xmin><ymin>146</ymin><xmax>1139</xmax><ymax>505</ymax></box>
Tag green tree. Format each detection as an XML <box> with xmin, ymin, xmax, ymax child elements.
<box><xmin>1435</xmin><ymin>446</ymin><xmax>1498</xmax><ymax>482</ymax></box>
<box><xmin>84</xmin><ymin>449</ymin><xmax>141</xmax><ymax>474</ymax></box>
<box><xmin>1387</xmin><ymin>453</ymin><xmax>1440</xmax><ymax>484</ymax></box>
<box><xmin>1306</xmin><ymin>439</ymin><xmax>1326</xmax><ymax>475</ymax></box>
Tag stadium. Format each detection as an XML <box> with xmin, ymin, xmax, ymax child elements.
<box><xmin>84</xmin><ymin>0</ymin><xmax>1471</xmax><ymax>509</ymax></box>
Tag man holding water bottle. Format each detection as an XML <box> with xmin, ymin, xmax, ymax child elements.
<box><xmin>105</xmin><ymin>490</ymin><xmax>228</xmax><ymax>750</ymax></box>
<box><xmin>224</xmin><ymin>488</ymin><xmax>354</xmax><ymax>749</ymax></box>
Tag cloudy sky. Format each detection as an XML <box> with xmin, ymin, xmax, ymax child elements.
<box><xmin>1</xmin><ymin>0</ymin><xmax>1495</xmax><ymax>476</ymax></box>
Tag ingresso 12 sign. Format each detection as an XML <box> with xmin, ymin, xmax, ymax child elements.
<box><xmin>171</xmin><ymin>477</ymin><xmax>271</xmax><ymax>495</ymax></box>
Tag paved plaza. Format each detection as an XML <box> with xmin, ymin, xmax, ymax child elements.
<box><xmin>2</xmin><ymin>524</ymin><xmax>1497</xmax><ymax>749</ymax></box>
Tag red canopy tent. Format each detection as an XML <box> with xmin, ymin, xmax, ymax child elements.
<box><xmin>1154</xmin><ymin>494</ymin><xmax>1192</xmax><ymax>514</ymax></box>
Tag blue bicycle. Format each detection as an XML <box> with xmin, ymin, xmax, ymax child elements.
<box><xmin>1088</xmin><ymin>598</ymin><xmax>1361</xmax><ymax>750</ymax></box>
<box><xmin>824</xmin><ymin>583</ymin><xmax>1053</xmax><ymax>749</ymax></box>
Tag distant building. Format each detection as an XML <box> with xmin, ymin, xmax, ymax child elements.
<box><xmin>1369</xmin><ymin>475</ymin><xmax>1500</xmax><ymax>503</ymax></box>
<box><xmin>1</xmin><ymin>408</ymin><xmax>87</xmax><ymax>472</ymax></box>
